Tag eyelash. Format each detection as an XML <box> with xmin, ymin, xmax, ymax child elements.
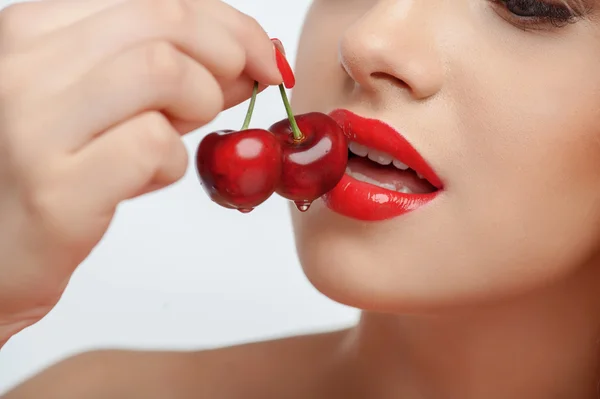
<box><xmin>490</xmin><ymin>0</ymin><xmax>585</xmax><ymax>29</ymax></box>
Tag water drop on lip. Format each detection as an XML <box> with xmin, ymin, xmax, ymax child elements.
<box><xmin>294</xmin><ymin>200</ymin><xmax>312</xmax><ymax>212</ymax></box>
<box><xmin>238</xmin><ymin>208</ymin><xmax>254</xmax><ymax>214</ymax></box>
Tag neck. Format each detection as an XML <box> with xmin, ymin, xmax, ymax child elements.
<box><xmin>343</xmin><ymin>264</ymin><xmax>600</xmax><ymax>399</ymax></box>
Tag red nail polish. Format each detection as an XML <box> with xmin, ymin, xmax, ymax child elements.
<box><xmin>271</xmin><ymin>38</ymin><xmax>295</xmax><ymax>89</ymax></box>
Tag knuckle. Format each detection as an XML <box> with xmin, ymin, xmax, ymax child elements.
<box><xmin>138</xmin><ymin>112</ymin><xmax>175</xmax><ymax>160</ymax></box>
<box><xmin>19</xmin><ymin>164</ymin><xmax>91</xmax><ymax>248</ymax></box>
<box><xmin>202</xmin><ymin>81</ymin><xmax>224</xmax><ymax>121</ymax></box>
<box><xmin>20</xmin><ymin>173</ymin><xmax>62</xmax><ymax>230</ymax></box>
<box><xmin>27</xmin><ymin>189</ymin><xmax>57</xmax><ymax>224</ymax></box>
<box><xmin>145</xmin><ymin>0</ymin><xmax>190</xmax><ymax>26</ymax></box>
<box><xmin>232</xmin><ymin>12</ymin><xmax>261</xmax><ymax>38</ymax></box>
<box><xmin>219</xmin><ymin>40</ymin><xmax>246</xmax><ymax>80</ymax></box>
<box><xmin>142</xmin><ymin>41</ymin><xmax>184</xmax><ymax>87</ymax></box>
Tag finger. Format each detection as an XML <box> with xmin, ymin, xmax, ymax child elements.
<box><xmin>33</xmin><ymin>0</ymin><xmax>249</xmax><ymax>89</ymax></box>
<box><xmin>66</xmin><ymin>111</ymin><xmax>188</xmax><ymax>209</ymax></box>
<box><xmin>170</xmin><ymin>76</ymin><xmax>268</xmax><ymax>134</ymax></box>
<box><xmin>40</xmin><ymin>41</ymin><xmax>224</xmax><ymax>150</ymax></box>
<box><xmin>209</xmin><ymin>1</ymin><xmax>283</xmax><ymax>85</ymax></box>
<box><xmin>221</xmin><ymin>76</ymin><xmax>269</xmax><ymax>112</ymax></box>
<box><xmin>0</xmin><ymin>0</ymin><xmax>126</xmax><ymax>49</ymax></box>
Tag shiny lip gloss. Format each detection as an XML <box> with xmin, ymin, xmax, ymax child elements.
<box><xmin>323</xmin><ymin>109</ymin><xmax>443</xmax><ymax>221</ymax></box>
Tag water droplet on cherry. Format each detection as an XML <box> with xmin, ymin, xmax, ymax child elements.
<box><xmin>294</xmin><ymin>201</ymin><xmax>312</xmax><ymax>212</ymax></box>
<box><xmin>238</xmin><ymin>208</ymin><xmax>254</xmax><ymax>214</ymax></box>
<box><xmin>270</xmin><ymin>113</ymin><xmax>347</xmax><ymax>208</ymax></box>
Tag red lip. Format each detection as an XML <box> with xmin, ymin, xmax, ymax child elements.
<box><xmin>323</xmin><ymin>109</ymin><xmax>443</xmax><ymax>221</ymax></box>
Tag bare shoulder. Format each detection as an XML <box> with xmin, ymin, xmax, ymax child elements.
<box><xmin>2</xmin><ymin>329</ymin><xmax>352</xmax><ymax>399</ymax></box>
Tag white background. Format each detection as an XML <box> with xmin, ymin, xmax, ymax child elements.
<box><xmin>0</xmin><ymin>0</ymin><xmax>359</xmax><ymax>393</ymax></box>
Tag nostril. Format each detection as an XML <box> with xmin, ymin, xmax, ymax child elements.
<box><xmin>370</xmin><ymin>72</ymin><xmax>409</xmax><ymax>90</ymax></box>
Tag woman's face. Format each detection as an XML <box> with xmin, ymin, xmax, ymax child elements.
<box><xmin>290</xmin><ymin>0</ymin><xmax>600</xmax><ymax>311</ymax></box>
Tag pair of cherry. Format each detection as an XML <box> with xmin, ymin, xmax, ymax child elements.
<box><xmin>195</xmin><ymin>43</ymin><xmax>348</xmax><ymax>213</ymax></box>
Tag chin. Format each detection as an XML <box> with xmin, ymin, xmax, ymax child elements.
<box><xmin>289</xmin><ymin>199</ymin><xmax>597</xmax><ymax>315</ymax></box>
<box><xmin>289</xmin><ymin>200</ymin><xmax>463</xmax><ymax>314</ymax></box>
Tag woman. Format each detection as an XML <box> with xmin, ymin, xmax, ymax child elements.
<box><xmin>1</xmin><ymin>0</ymin><xmax>599</xmax><ymax>397</ymax></box>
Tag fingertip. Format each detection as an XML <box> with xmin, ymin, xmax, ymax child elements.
<box><xmin>268</xmin><ymin>38</ymin><xmax>295</xmax><ymax>88</ymax></box>
<box><xmin>248</xmin><ymin>65</ymin><xmax>283</xmax><ymax>87</ymax></box>
<box><xmin>247</xmin><ymin>39</ymin><xmax>293</xmax><ymax>87</ymax></box>
<box><xmin>263</xmin><ymin>46</ymin><xmax>285</xmax><ymax>87</ymax></box>
<box><xmin>265</xmin><ymin>67</ymin><xmax>284</xmax><ymax>87</ymax></box>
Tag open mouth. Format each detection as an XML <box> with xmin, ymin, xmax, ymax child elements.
<box><xmin>323</xmin><ymin>108</ymin><xmax>442</xmax><ymax>221</ymax></box>
<box><xmin>346</xmin><ymin>141</ymin><xmax>439</xmax><ymax>195</ymax></box>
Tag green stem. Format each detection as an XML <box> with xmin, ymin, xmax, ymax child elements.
<box><xmin>241</xmin><ymin>81</ymin><xmax>259</xmax><ymax>130</ymax></box>
<box><xmin>278</xmin><ymin>84</ymin><xmax>304</xmax><ymax>142</ymax></box>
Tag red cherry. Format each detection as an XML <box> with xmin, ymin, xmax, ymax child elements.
<box><xmin>269</xmin><ymin>112</ymin><xmax>347</xmax><ymax>211</ymax></box>
<box><xmin>195</xmin><ymin>129</ymin><xmax>282</xmax><ymax>213</ymax></box>
<box><xmin>195</xmin><ymin>43</ymin><xmax>347</xmax><ymax>215</ymax></box>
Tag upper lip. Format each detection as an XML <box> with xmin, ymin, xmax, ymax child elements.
<box><xmin>328</xmin><ymin>109</ymin><xmax>443</xmax><ymax>189</ymax></box>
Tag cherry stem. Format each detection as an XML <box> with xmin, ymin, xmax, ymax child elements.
<box><xmin>241</xmin><ymin>81</ymin><xmax>259</xmax><ymax>130</ymax></box>
<box><xmin>278</xmin><ymin>84</ymin><xmax>304</xmax><ymax>142</ymax></box>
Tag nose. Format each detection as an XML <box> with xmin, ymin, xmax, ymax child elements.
<box><xmin>338</xmin><ymin>1</ymin><xmax>444</xmax><ymax>101</ymax></box>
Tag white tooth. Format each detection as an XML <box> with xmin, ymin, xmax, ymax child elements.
<box><xmin>416</xmin><ymin>172</ymin><xmax>424</xmax><ymax>179</ymax></box>
<box><xmin>348</xmin><ymin>142</ymin><xmax>369</xmax><ymax>157</ymax></box>
<box><xmin>346</xmin><ymin>168</ymin><xmax>415</xmax><ymax>194</ymax></box>
<box><xmin>346</xmin><ymin>170</ymin><xmax>378</xmax><ymax>185</ymax></box>
<box><xmin>392</xmin><ymin>159</ymin><xmax>409</xmax><ymax>170</ymax></box>
<box><xmin>367</xmin><ymin>149</ymin><xmax>393</xmax><ymax>165</ymax></box>
<box><xmin>347</xmin><ymin>170</ymin><xmax>367</xmax><ymax>183</ymax></box>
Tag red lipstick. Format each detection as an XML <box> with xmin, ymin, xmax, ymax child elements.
<box><xmin>324</xmin><ymin>109</ymin><xmax>442</xmax><ymax>221</ymax></box>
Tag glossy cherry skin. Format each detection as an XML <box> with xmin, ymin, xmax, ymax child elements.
<box><xmin>269</xmin><ymin>112</ymin><xmax>348</xmax><ymax>208</ymax></box>
<box><xmin>195</xmin><ymin>129</ymin><xmax>282</xmax><ymax>212</ymax></box>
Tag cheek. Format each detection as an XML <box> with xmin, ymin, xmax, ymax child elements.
<box><xmin>289</xmin><ymin>6</ymin><xmax>600</xmax><ymax>311</ymax></box>
<box><xmin>446</xmin><ymin>37</ymin><xmax>600</xmax><ymax>289</ymax></box>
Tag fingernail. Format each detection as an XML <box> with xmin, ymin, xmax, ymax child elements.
<box><xmin>271</xmin><ymin>38</ymin><xmax>286</xmax><ymax>56</ymax></box>
<box><xmin>271</xmin><ymin>38</ymin><xmax>295</xmax><ymax>89</ymax></box>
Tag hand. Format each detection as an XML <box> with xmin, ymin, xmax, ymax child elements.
<box><xmin>0</xmin><ymin>0</ymin><xmax>282</xmax><ymax>345</ymax></box>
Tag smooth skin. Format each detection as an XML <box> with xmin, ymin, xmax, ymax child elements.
<box><xmin>0</xmin><ymin>0</ymin><xmax>281</xmax><ymax>344</ymax></box>
<box><xmin>4</xmin><ymin>0</ymin><xmax>600</xmax><ymax>398</ymax></box>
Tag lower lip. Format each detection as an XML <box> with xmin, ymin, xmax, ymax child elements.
<box><xmin>322</xmin><ymin>172</ymin><xmax>440</xmax><ymax>221</ymax></box>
